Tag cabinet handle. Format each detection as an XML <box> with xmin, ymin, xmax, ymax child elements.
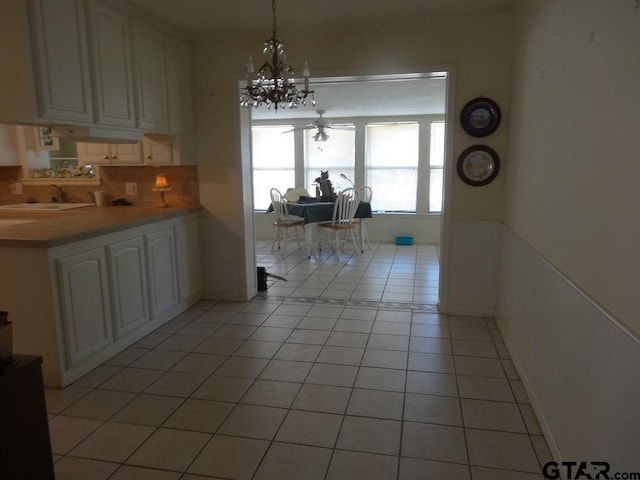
<box><xmin>111</xmin><ymin>155</ymin><xmax>117</xmax><ymax>159</ymax></box>
<box><xmin>103</xmin><ymin>155</ymin><xmax>109</xmax><ymax>159</ymax></box>
<box><xmin>146</xmin><ymin>155</ymin><xmax>152</xmax><ymax>159</ymax></box>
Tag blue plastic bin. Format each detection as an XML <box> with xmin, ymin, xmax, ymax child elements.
<box><xmin>395</xmin><ymin>236</ymin><xmax>414</xmax><ymax>246</ymax></box>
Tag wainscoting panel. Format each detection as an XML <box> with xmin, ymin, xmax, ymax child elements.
<box><xmin>496</xmin><ymin>226</ymin><xmax>640</xmax><ymax>473</ymax></box>
<box><xmin>443</xmin><ymin>220</ymin><xmax>501</xmax><ymax>316</ymax></box>
<box><xmin>254</xmin><ymin>212</ymin><xmax>442</xmax><ymax>245</ymax></box>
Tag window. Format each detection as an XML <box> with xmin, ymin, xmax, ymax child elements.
<box><xmin>305</xmin><ymin>126</ymin><xmax>355</xmax><ymax>195</ymax></box>
<box><xmin>251</xmin><ymin>116</ymin><xmax>445</xmax><ymax>214</ymax></box>
<box><xmin>365</xmin><ymin>122</ymin><xmax>419</xmax><ymax>212</ymax></box>
<box><xmin>251</xmin><ymin>126</ymin><xmax>294</xmax><ymax>210</ymax></box>
<box><xmin>429</xmin><ymin>121</ymin><xmax>445</xmax><ymax>213</ymax></box>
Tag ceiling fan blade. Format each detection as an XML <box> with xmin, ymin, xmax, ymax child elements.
<box><xmin>281</xmin><ymin>125</ymin><xmax>318</xmax><ymax>134</ymax></box>
<box><xmin>326</xmin><ymin>125</ymin><xmax>356</xmax><ymax>130</ymax></box>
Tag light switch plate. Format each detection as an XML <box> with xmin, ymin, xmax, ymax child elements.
<box><xmin>125</xmin><ymin>183</ymin><xmax>138</xmax><ymax>195</ymax></box>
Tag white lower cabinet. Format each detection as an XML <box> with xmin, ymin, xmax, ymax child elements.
<box><xmin>145</xmin><ymin>227</ymin><xmax>179</xmax><ymax>318</ymax></box>
<box><xmin>47</xmin><ymin>212</ymin><xmax>201</xmax><ymax>385</ymax></box>
<box><xmin>175</xmin><ymin>218</ymin><xmax>201</xmax><ymax>304</ymax></box>
<box><xmin>56</xmin><ymin>247</ymin><xmax>113</xmax><ymax>368</ymax></box>
<box><xmin>107</xmin><ymin>237</ymin><xmax>149</xmax><ymax>339</ymax></box>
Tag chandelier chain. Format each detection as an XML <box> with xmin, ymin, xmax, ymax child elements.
<box><xmin>271</xmin><ymin>0</ymin><xmax>277</xmax><ymax>39</ymax></box>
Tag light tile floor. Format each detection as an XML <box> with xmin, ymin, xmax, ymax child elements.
<box><xmin>256</xmin><ymin>240</ymin><xmax>440</xmax><ymax>306</ymax></box>
<box><xmin>46</xmin><ymin>242</ymin><xmax>551</xmax><ymax>479</ymax></box>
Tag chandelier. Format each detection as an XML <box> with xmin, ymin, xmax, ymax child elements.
<box><xmin>239</xmin><ymin>0</ymin><xmax>314</xmax><ymax>111</ymax></box>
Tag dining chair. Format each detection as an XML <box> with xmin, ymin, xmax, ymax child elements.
<box><xmin>318</xmin><ymin>187</ymin><xmax>361</xmax><ymax>260</ymax></box>
<box><xmin>356</xmin><ymin>185</ymin><xmax>373</xmax><ymax>251</ymax></box>
<box><xmin>270</xmin><ymin>188</ymin><xmax>304</xmax><ymax>253</ymax></box>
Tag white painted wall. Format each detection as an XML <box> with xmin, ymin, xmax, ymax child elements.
<box><xmin>496</xmin><ymin>0</ymin><xmax>640</xmax><ymax>470</ymax></box>
<box><xmin>193</xmin><ymin>15</ymin><xmax>512</xmax><ymax>301</ymax></box>
<box><xmin>444</xmin><ymin>220</ymin><xmax>501</xmax><ymax>316</ymax></box>
<box><xmin>497</xmin><ymin>226</ymin><xmax>640</xmax><ymax>472</ymax></box>
<box><xmin>504</xmin><ymin>0</ymin><xmax>640</xmax><ymax>336</ymax></box>
<box><xmin>255</xmin><ymin>212</ymin><xmax>442</xmax><ymax>245</ymax></box>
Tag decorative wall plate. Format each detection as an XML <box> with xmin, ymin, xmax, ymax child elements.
<box><xmin>457</xmin><ymin>145</ymin><xmax>500</xmax><ymax>186</ymax></box>
<box><xmin>460</xmin><ymin>97</ymin><xmax>501</xmax><ymax>137</ymax></box>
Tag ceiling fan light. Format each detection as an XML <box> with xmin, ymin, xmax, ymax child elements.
<box><xmin>314</xmin><ymin>130</ymin><xmax>329</xmax><ymax>142</ymax></box>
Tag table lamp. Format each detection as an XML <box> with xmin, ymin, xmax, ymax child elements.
<box><xmin>152</xmin><ymin>174</ymin><xmax>171</xmax><ymax>208</ymax></box>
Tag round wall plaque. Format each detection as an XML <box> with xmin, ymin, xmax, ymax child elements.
<box><xmin>457</xmin><ymin>145</ymin><xmax>500</xmax><ymax>186</ymax></box>
<box><xmin>460</xmin><ymin>97</ymin><xmax>501</xmax><ymax>137</ymax></box>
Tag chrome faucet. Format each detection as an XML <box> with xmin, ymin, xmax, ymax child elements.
<box><xmin>52</xmin><ymin>184</ymin><xmax>69</xmax><ymax>203</ymax></box>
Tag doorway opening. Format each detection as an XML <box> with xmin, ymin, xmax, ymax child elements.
<box><xmin>242</xmin><ymin>69</ymin><xmax>453</xmax><ymax>309</ymax></box>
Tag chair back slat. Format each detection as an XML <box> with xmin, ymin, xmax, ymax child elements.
<box><xmin>331</xmin><ymin>188</ymin><xmax>360</xmax><ymax>227</ymax></box>
<box><xmin>270</xmin><ymin>188</ymin><xmax>293</xmax><ymax>223</ymax></box>
<box><xmin>358</xmin><ymin>185</ymin><xmax>373</xmax><ymax>203</ymax></box>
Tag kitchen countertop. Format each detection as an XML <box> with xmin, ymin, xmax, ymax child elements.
<box><xmin>0</xmin><ymin>204</ymin><xmax>202</xmax><ymax>248</ymax></box>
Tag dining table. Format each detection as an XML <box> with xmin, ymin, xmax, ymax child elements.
<box><xmin>283</xmin><ymin>201</ymin><xmax>373</xmax><ymax>256</ymax></box>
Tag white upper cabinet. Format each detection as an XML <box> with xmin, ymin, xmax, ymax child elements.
<box><xmin>86</xmin><ymin>1</ymin><xmax>136</xmax><ymax>128</ymax></box>
<box><xmin>142</xmin><ymin>135</ymin><xmax>173</xmax><ymax>164</ymax></box>
<box><xmin>0</xmin><ymin>125</ymin><xmax>21</xmax><ymax>166</ymax></box>
<box><xmin>165</xmin><ymin>36</ymin><xmax>194</xmax><ymax>134</ymax></box>
<box><xmin>76</xmin><ymin>141</ymin><xmax>142</xmax><ymax>164</ymax></box>
<box><xmin>0</xmin><ymin>0</ymin><xmax>193</xmax><ymax>139</ymax></box>
<box><xmin>29</xmin><ymin>0</ymin><xmax>94</xmax><ymax>123</ymax></box>
<box><xmin>132</xmin><ymin>21</ymin><xmax>169</xmax><ymax>132</ymax></box>
<box><xmin>0</xmin><ymin>0</ymin><xmax>94</xmax><ymax>124</ymax></box>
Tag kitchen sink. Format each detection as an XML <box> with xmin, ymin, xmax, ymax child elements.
<box><xmin>0</xmin><ymin>203</ymin><xmax>94</xmax><ymax>211</ymax></box>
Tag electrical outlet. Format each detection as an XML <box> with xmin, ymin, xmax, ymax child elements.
<box><xmin>11</xmin><ymin>182</ymin><xmax>23</xmax><ymax>195</ymax></box>
<box><xmin>125</xmin><ymin>183</ymin><xmax>138</xmax><ymax>196</ymax></box>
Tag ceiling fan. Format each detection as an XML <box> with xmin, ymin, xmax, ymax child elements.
<box><xmin>285</xmin><ymin>110</ymin><xmax>354</xmax><ymax>142</ymax></box>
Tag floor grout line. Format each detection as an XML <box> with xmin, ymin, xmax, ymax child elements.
<box><xmin>45</xmin><ymin>242</ymin><xmax>551</xmax><ymax>480</ymax></box>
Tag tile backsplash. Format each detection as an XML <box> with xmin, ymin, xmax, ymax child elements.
<box><xmin>0</xmin><ymin>165</ymin><xmax>199</xmax><ymax>207</ymax></box>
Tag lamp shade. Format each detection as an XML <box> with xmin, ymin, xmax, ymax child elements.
<box><xmin>153</xmin><ymin>174</ymin><xmax>170</xmax><ymax>190</ymax></box>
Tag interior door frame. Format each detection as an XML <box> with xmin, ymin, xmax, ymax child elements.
<box><xmin>238</xmin><ymin>65</ymin><xmax>456</xmax><ymax>310</ymax></box>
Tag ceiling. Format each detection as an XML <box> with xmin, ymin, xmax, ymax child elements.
<box><xmin>251</xmin><ymin>75</ymin><xmax>448</xmax><ymax>121</ymax></box>
<box><xmin>123</xmin><ymin>0</ymin><xmax>511</xmax><ymax>121</ymax></box>
<box><xmin>125</xmin><ymin>0</ymin><xmax>513</xmax><ymax>35</ymax></box>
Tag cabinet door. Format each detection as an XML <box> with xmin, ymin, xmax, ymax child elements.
<box><xmin>87</xmin><ymin>1</ymin><xmax>136</xmax><ymax>128</ymax></box>
<box><xmin>165</xmin><ymin>36</ymin><xmax>193</xmax><ymax>134</ymax></box>
<box><xmin>107</xmin><ymin>237</ymin><xmax>149</xmax><ymax>339</ymax></box>
<box><xmin>0</xmin><ymin>126</ymin><xmax>20</xmax><ymax>165</ymax></box>
<box><xmin>145</xmin><ymin>228</ymin><xmax>178</xmax><ymax>317</ymax></box>
<box><xmin>143</xmin><ymin>135</ymin><xmax>172</xmax><ymax>164</ymax></box>
<box><xmin>77</xmin><ymin>142</ymin><xmax>141</xmax><ymax>164</ymax></box>
<box><xmin>111</xmin><ymin>142</ymin><xmax>142</xmax><ymax>164</ymax></box>
<box><xmin>56</xmin><ymin>248</ymin><xmax>112</xmax><ymax>367</ymax></box>
<box><xmin>132</xmin><ymin>21</ymin><xmax>168</xmax><ymax>132</ymax></box>
<box><xmin>28</xmin><ymin>0</ymin><xmax>94</xmax><ymax>123</ymax></box>
<box><xmin>175</xmin><ymin>219</ymin><xmax>202</xmax><ymax>303</ymax></box>
<box><xmin>77</xmin><ymin>142</ymin><xmax>111</xmax><ymax>164</ymax></box>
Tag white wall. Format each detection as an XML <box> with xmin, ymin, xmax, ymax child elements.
<box><xmin>255</xmin><ymin>213</ymin><xmax>442</xmax><ymax>245</ymax></box>
<box><xmin>504</xmin><ymin>0</ymin><xmax>640</xmax><ymax>336</ymax></box>
<box><xmin>445</xmin><ymin>220</ymin><xmax>501</xmax><ymax>316</ymax></box>
<box><xmin>496</xmin><ymin>0</ymin><xmax>640</xmax><ymax>470</ymax></box>
<box><xmin>497</xmin><ymin>226</ymin><xmax>640</xmax><ymax>472</ymax></box>
<box><xmin>194</xmin><ymin>15</ymin><xmax>512</xmax><ymax>301</ymax></box>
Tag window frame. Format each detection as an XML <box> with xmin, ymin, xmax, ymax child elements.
<box><xmin>252</xmin><ymin>114</ymin><xmax>445</xmax><ymax>215</ymax></box>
